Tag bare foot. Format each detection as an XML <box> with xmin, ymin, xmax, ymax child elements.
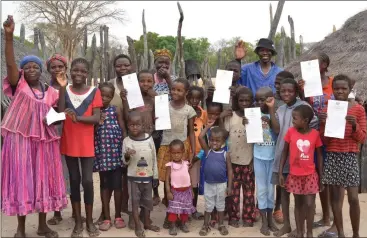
<box><xmin>37</xmin><ymin>225</ymin><xmax>59</xmax><ymax>238</ymax></box>
<box><xmin>306</xmin><ymin>232</ymin><xmax>313</xmax><ymax>238</ymax></box>
<box><xmin>260</xmin><ymin>222</ymin><xmax>270</xmax><ymax>236</ymax></box>
<box><xmin>144</xmin><ymin>224</ymin><xmax>160</xmax><ymax>232</ymax></box>
<box><xmin>14</xmin><ymin>230</ymin><xmax>26</xmax><ymax>238</ymax></box>
<box><xmin>313</xmin><ymin>219</ymin><xmax>331</xmax><ymax>229</ymax></box>
<box><xmin>288</xmin><ymin>229</ymin><xmax>298</xmax><ymax>238</ymax></box>
<box><xmin>269</xmin><ymin>221</ymin><xmax>279</xmax><ymax>232</ymax></box>
<box><xmin>274</xmin><ymin>225</ymin><xmax>292</xmax><ymax>237</ymax></box>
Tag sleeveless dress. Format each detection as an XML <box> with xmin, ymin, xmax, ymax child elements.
<box><xmin>93</xmin><ymin>106</ymin><xmax>123</xmax><ymax>172</ymax></box>
<box><xmin>1</xmin><ymin>71</ymin><xmax>68</xmax><ymax>216</ymax></box>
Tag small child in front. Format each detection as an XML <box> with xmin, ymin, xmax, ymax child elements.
<box><xmin>198</xmin><ymin>123</ymin><xmax>233</xmax><ymax>236</ymax></box>
<box><xmin>279</xmin><ymin>105</ymin><xmax>324</xmax><ymax>238</ymax></box>
<box><xmin>122</xmin><ymin>111</ymin><xmax>160</xmax><ymax>238</ymax></box>
<box><xmin>165</xmin><ymin>140</ymin><xmax>196</xmax><ymax>236</ymax></box>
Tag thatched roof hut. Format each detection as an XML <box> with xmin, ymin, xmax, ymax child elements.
<box><xmin>285</xmin><ymin>9</ymin><xmax>367</xmax><ymax>99</ymax></box>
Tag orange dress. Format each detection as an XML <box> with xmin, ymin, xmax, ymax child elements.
<box><xmin>61</xmin><ymin>85</ymin><xmax>103</xmax><ymax>157</ymax></box>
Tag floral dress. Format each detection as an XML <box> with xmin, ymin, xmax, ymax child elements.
<box><xmin>93</xmin><ymin>106</ymin><xmax>123</xmax><ymax>172</ymax></box>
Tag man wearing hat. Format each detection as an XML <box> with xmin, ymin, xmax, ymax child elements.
<box><xmin>236</xmin><ymin>38</ymin><xmax>283</xmax><ymax>96</ymax></box>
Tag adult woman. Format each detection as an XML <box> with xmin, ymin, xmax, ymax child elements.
<box><xmin>152</xmin><ymin>49</ymin><xmax>176</xmax><ymax>206</ymax></box>
<box><xmin>2</xmin><ymin>16</ymin><xmax>67</xmax><ymax>237</ymax></box>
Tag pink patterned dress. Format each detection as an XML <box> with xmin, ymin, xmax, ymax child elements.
<box><xmin>1</xmin><ymin>71</ymin><xmax>68</xmax><ymax>216</ymax></box>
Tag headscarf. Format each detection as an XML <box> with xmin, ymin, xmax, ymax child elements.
<box><xmin>20</xmin><ymin>55</ymin><xmax>43</xmax><ymax>72</ymax></box>
<box><xmin>154</xmin><ymin>49</ymin><xmax>173</xmax><ymax>61</ymax></box>
<box><xmin>46</xmin><ymin>53</ymin><xmax>68</xmax><ymax>72</ymax></box>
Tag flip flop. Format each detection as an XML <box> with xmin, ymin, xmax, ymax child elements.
<box><xmin>199</xmin><ymin>225</ymin><xmax>211</xmax><ymax>236</ymax></box>
<box><xmin>86</xmin><ymin>226</ymin><xmax>100</xmax><ymax>237</ymax></box>
<box><xmin>313</xmin><ymin>220</ymin><xmax>327</xmax><ymax>229</ymax></box>
<box><xmin>37</xmin><ymin>230</ymin><xmax>59</xmax><ymax>238</ymax></box>
<box><xmin>318</xmin><ymin>231</ymin><xmax>338</xmax><ymax>238</ymax></box>
<box><xmin>47</xmin><ymin>216</ymin><xmax>62</xmax><ymax>225</ymax></box>
<box><xmin>218</xmin><ymin>225</ymin><xmax>229</xmax><ymax>236</ymax></box>
<box><xmin>135</xmin><ymin>230</ymin><xmax>145</xmax><ymax>238</ymax></box>
<box><xmin>70</xmin><ymin>227</ymin><xmax>84</xmax><ymax>238</ymax></box>
<box><xmin>114</xmin><ymin>218</ymin><xmax>126</xmax><ymax>229</ymax></box>
<box><xmin>98</xmin><ymin>220</ymin><xmax>112</xmax><ymax>231</ymax></box>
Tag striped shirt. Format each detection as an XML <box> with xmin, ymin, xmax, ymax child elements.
<box><xmin>320</xmin><ymin>103</ymin><xmax>366</xmax><ymax>152</ymax></box>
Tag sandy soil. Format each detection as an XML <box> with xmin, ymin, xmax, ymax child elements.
<box><xmin>2</xmin><ymin>173</ymin><xmax>367</xmax><ymax>237</ymax></box>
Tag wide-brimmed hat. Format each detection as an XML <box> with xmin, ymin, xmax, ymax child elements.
<box><xmin>254</xmin><ymin>38</ymin><xmax>277</xmax><ymax>56</ymax></box>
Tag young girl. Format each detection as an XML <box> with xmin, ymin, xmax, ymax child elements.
<box><xmin>279</xmin><ymin>105</ymin><xmax>324</xmax><ymax>238</ymax></box>
<box><xmin>94</xmin><ymin>82</ymin><xmax>127</xmax><ymax>231</ymax></box>
<box><xmin>58</xmin><ymin>58</ymin><xmax>103</xmax><ymax>237</ymax></box>
<box><xmin>220</xmin><ymin>87</ymin><xmax>255</xmax><ymax>228</ymax></box>
<box><xmin>2</xmin><ymin>16</ymin><xmax>67</xmax><ymax>238</ymax></box>
<box><xmin>157</xmin><ymin>78</ymin><xmax>196</xmax><ymax>228</ymax></box>
<box><xmin>187</xmin><ymin>86</ymin><xmax>207</xmax><ymax>220</ymax></box>
<box><xmin>165</xmin><ymin>139</ymin><xmax>196</xmax><ymax>236</ymax></box>
<box><xmin>319</xmin><ymin>74</ymin><xmax>366</xmax><ymax>238</ymax></box>
<box><xmin>268</xmin><ymin>78</ymin><xmax>318</xmax><ymax>237</ymax></box>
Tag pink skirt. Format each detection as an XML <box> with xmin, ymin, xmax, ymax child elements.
<box><xmin>1</xmin><ymin>133</ymin><xmax>68</xmax><ymax>216</ymax></box>
<box><xmin>285</xmin><ymin>172</ymin><xmax>319</xmax><ymax>195</ymax></box>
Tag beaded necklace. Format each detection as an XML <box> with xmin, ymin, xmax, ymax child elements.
<box><xmin>29</xmin><ymin>81</ymin><xmax>45</xmax><ymax>100</ymax></box>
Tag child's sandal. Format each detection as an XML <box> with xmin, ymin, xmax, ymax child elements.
<box><xmin>169</xmin><ymin>226</ymin><xmax>177</xmax><ymax>236</ymax></box>
<box><xmin>218</xmin><ymin>225</ymin><xmax>229</xmax><ymax>236</ymax></box>
<box><xmin>199</xmin><ymin>225</ymin><xmax>211</xmax><ymax>236</ymax></box>
<box><xmin>114</xmin><ymin>218</ymin><xmax>126</xmax><ymax>229</ymax></box>
<box><xmin>228</xmin><ymin>220</ymin><xmax>240</xmax><ymax>228</ymax></box>
<box><xmin>179</xmin><ymin>223</ymin><xmax>189</xmax><ymax>233</ymax></box>
<box><xmin>135</xmin><ymin>230</ymin><xmax>145</xmax><ymax>238</ymax></box>
<box><xmin>98</xmin><ymin>220</ymin><xmax>111</xmax><ymax>231</ymax></box>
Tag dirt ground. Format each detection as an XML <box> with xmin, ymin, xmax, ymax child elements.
<box><xmin>2</xmin><ymin>173</ymin><xmax>367</xmax><ymax>237</ymax></box>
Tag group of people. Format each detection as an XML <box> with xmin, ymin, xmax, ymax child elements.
<box><xmin>2</xmin><ymin>15</ymin><xmax>366</xmax><ymax>238</ymax></box>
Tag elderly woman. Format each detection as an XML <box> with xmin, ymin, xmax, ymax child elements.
<box><xmin>2</xmin><ymin>16</ymin><xmax>67</xmax><ymax>238</ymax></box>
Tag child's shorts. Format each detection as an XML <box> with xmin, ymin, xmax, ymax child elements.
<box><xmin>99</xmin><ymin>167</ymin><xmax>122</xmax><ymax>190</ymax></box>
<box><xmin>204</xmin><ymin>182</ymin><xmax>227</xmax><ymax>213</ymax></box>
<box><xmin>128</xmin><ymin>181</ymin><xmax>153</xmax><ymax>212</ymax></box>
<box><xmin>285</xmin><ymin>172</ymin><xmax>319</xmax><ymax>195</ymax></box>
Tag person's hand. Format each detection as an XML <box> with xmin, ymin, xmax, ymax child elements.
<box><xmin>229</xmin><ymin>86</ymin><xmax>237</xmax><ymax>98</ymax></box>
<box><xmin>248</xmin><ymin>160</ymin><xmax>253</xmax><ymax>172</ymax></box>
<box><xmin>220</xmin><ymin>109</ymin><xmax>233</xmax><ymax>119</ymax></box>
<box><xmin>261</xmin><ymin>116</ymin><xmax>270</xmax><ymax>124</ymax></box>
<box><xmin>153</xmin><ymin>179</ymin><xmax>159</xmax><ymax>188</ymax></box>
<box><xmin>99</xmin><ymin>113</ymin><xmax>106</xmax><ymax>125</ymax></box>
<box><xmin>207</xmin><ymin>86</ymin><xmax>215</xmax><ymax>98</ymax></box>
<box><xmin>279</xmin><ymin>174</ymin><xmax>285</xmax><ymax>187</ymax></box>
<box><xmin>3</xmin><ymin>15</ymin><xmax>15</xmax><ymax>35</ymax></box>
<box><xmin>319</xmin><ymin>181</ymin><xmax>325</xmax><ymax>193</ymax></box>
<box><xmin>265</xmin><ymin>97</ymin><xmax>275</xmax><ymax>109</ymax></box>
<box><xmin>158</xmin><ymin>68</ymin><xmax>170</xmax><ymax>79</ymax></box>
<box><xmin>167</xmin><ymin>191</ymin><xmax>174</xmax><ymax>201</ymax></box>
<box><xmin>125</xmin><ymin>148</ymin><xmax>136</xmax><ymax>157</ymax></box>
<box><xmin>206</xmin><ymin>119</ymin><xmax>216</xmax><ymax>128</ymax></box>
<box><xmin>235</xmin><ymin>40</ymin><xmax>247</xmax><ymax>60</ymax></box>
<box><xmin>226</xmin><ymin>187</ymin><xmax>232</xmax><ymax>197</ymax></box>
<box><xmin>346</xmin><ymin>115</ymin><xmax>357</xmax><ymax>127</ymax></box>
<box><xmin>56</xmin><ymin>71</ymin><xmax>68</xmax><ymax>88</ymax></box>
<box><xmin>318</xmin><ymin>112</ymin><xmax>327</xmax><ymax>123</ymax></box>
<box><xmin>147</xmin><ymin>88</ymin><xmax>157</xmax><ymax>97</ymax></box>
<box><xmin>242</xmin><ymin>116</ymin><xmax>249</xmax><ymax>126</ymax></box>
<box><xmin>120</xmin><ymin>89</ymin><xmax>128</xmax><ymax>101</ymax></box>
<box><xmin>298</xmin><ymin>79</ymin><xmax>305</xmax><ymax>90</ymax></box>
<box><xmin>65</xmin><ymin>108</ymin><xmax>77</xmax><ymax>123</ymax></box>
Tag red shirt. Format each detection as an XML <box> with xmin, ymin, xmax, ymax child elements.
<box><xmin>320</xmin><ymin>103</ymin><xmax>366</xmax><ymax>153</ymax></box>
<box><xmin>61</xmin><ymin>86</ymin><xmax>103</xmax><ymax>157</ymax></box>
<box><xmin>284</xmin><ymin>127</ymin><xmax>323</xmax><ymax>176</ymax></box>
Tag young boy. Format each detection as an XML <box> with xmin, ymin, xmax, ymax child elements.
<box><xmin>272</xmin><ymin>70</ymin><xmax>294</xmax><ymax>224</ymax></box>
<box><xmin>123</xmin><ymin>111</ymin><xmax>160</xmax><ymax>237</ymax></box>
<box><xmin>198</xmin><ymin>124</ymin><xmax>233</xmax><ymax>236</ymax></box>
<box><xmin>253</xmin><ymin>87</ymin><xmax>279</xmax><ymax>235</ymax></box>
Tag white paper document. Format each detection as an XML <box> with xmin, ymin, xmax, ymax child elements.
<box><xmin>155</xmin><ymin>94</ymin><xmax>171</xmax><ymax>130</ymax></box>
<box><xmin>244</xmin><ymin>107</ymin><xmax>264</xmax><ymax>143</ymax></box>
<box><xmin>212</xmin><ymin>70</ymin><xmax>233</xmax><ymax>104</ymax></box>
<box><xmin>324</xmin><ymin>100</ymin><xmax>348</xmax><ymax>139</ymax></box>
<box><xmin>46</xmin><ymin>107</ymin><xmax>66</xmax><ymax>126</ymax></box>
<box><xmin>122</xmin><ymin>73</ymin><xmax>144</xmax><ymax>109</ymax></box>
<box><xmin>300</xmin><ymin>60</ymin><xmax>323</xmax><ymax>98</ymax></box>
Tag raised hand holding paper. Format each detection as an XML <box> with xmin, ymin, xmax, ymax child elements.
<box><xmin>121</xmin><ymin>73</ymin><xmax>144</xmax><ymax>109</ymax></box>
<box><xmin>244</xmin><ymin>107</ymin><xmax>264</xmax><ymax>143</ymax></box>
<box><xmin>46</xmin><ymin>107</ymin><xmax>66</xmax><ymax>126</ymax></box>
<box><xmin>212</xmin><ymin>69</ymin><xmax>233</xmax><ymax>104</ymax></box>
<box><xmin>155</xmin><ymin>94</ymin><xmax>171</xmax><ymax>130</ymax></box>
<box><xmin>300</xmin><ymin>59</ymin><xmax>323</xmax><ymax>98</ymax></box>
<box><xmin>325</xmin><ymin>100</ymin><xmax>348</xmax><ymax>139</ymax></box>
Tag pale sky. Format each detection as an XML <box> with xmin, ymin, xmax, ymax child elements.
<box><xmin>1</xmin><ymin>1</ymin><xmax>367</xmax><ymax>47</ymax></box>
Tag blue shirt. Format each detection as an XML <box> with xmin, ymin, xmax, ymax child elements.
<box><xmin>254</xmin><ymin>113</ymin><xmax>277</xmax><ymax>160</ymax></box>
<box><xmin>238</xmin><ymin>61</ymin><xmax>283</xmax><ymax>96</ymax></box>
<box><xmin>204</xmin><ymin>149</ymin><xmax>227</xmax><ymax>183</ymax></box>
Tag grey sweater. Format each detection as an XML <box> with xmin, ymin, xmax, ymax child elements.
<box><xmin>272</xmin><ymin>99</ymin><xmax>319</xmax><ymax>173</ymax></box>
